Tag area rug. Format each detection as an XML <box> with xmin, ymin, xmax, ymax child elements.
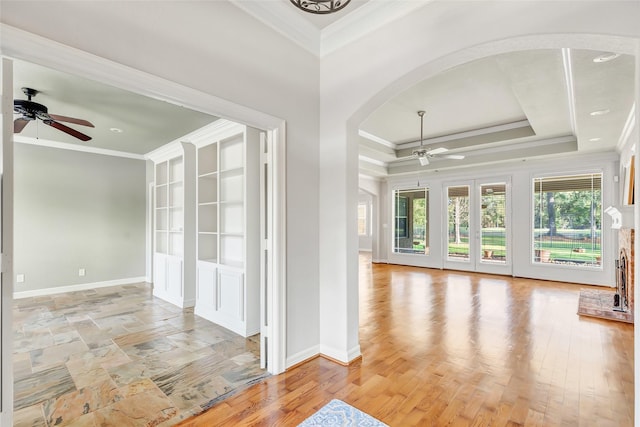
<box><xmin>577</xmin><ymin>289</ymin><xmax>633</xmax><ymax>323</ymax></box>
<box><xmin>298</xmin><ymin>399</ymin><xmax>388</xmax><ymax>427</ymax></box>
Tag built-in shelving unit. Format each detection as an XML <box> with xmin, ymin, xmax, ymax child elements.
<box><xmin>193</xmin><ymin>121</ymin><xmax>260</xmax><ymax>337</ymax></box>
<box><xmin>149</xmin><ymin>119</ymin><xmax>260</xmax><ymax>337</ymax></box>
<box><xmin>152</xmin><ymin>149</ymin><xmax>189</xmax><ymax>308</ymax></box>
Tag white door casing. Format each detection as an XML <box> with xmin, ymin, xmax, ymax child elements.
<box><xmin>0</xmin><ymin>57</ymin><xmax>15</xmax><ymax>427</ymax></box>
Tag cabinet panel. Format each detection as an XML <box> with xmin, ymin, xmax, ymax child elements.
<box><xmin>218</xmin><ymin>269</ymin><xmax>244</xmax><ymax>320</ymax></box>
<box><xmin>153</xmin><ymin>255</ymin><xmax>167</xmax><ymax>292</ymax></box>
<box><xmin>167</xmin><ymin>257</ymin><xmax>183</xmax><ymax>298</ymax></box>
<box><xmin>197</xmin><ymin>265</ymin><xmax>216</xmax><ymax>307</ymax></box>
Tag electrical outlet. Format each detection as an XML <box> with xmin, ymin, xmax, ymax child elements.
<box><xmin>79</xmin><ymin>268</ymin><xmax>86</xmax><ymax>277</ymax></box>
<box><xmin>16</xmin><ymin>274</ymin><xmax>24</xmax><ymax>283</ymax></box>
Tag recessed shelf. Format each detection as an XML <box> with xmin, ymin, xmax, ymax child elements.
<box><xmin>220</xmin><ymin>166</ymin><xmax>243</xmax><ymax>175</ymax></box>
<box><xmin>199</xmin><ymin>171</ymin><xmax>218</xmax><ymax>179</ymax></box>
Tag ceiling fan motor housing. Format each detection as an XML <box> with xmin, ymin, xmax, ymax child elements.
<box><xmin>14</xmin><ymin>99</ymin><xmax>49</xmax><ymax>121</ymax></box>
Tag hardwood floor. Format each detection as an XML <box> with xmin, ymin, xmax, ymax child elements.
<box><xmin>179</xmin><ymin>253</ymin><xmax>634</xmax><ymax>426</ymax></box>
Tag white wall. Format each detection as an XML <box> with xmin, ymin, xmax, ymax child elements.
<box><xmin>319</xmin><ymin>2</ymin><xmax>640</xmax><ymax>362</ymax></box>
<box><xmin>0</xmin><ymin>1</ymin><xmax>321</xmax><ymax>363</ymax></box>
<box><xmin>14</xmin><ymin>143</ymin><xmax>146</xmax><ymax>293</ymax></box>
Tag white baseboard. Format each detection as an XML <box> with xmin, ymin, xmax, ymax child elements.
<box><xmin>13</xmin><ymin>277</ymin><xmax>148</xmax><ymax>299</ymax></box>
<box><xmin>319</xmin><ymin>343</ymin><xmax>361</xmax><ymax>364</ymax></box>
<box><xmin>347</xmin><ymin>344</ymin><xmax>362</xmax><ymax>362</ymax></box>
<box><xmin>286</xmin><ymin>345</ymin><xmax>320</xmax><ymax>369</ymax></box>
<box><xmin>371</xmin><ymin>258</ymin><xmax>388</xmax><ymax>263</ymax></box>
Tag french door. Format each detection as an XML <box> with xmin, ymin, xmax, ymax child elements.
<box><xmin>443</xmin><ymin>178</ymin><xmax>511</xmax><ymax>275</ymax></box>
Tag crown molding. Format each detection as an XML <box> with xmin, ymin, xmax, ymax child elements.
<box><xmin>358</xmin><ymin>129</ymin><xmax>396</xmax><ymax>149</ymax></box>
<box><xmin>321</xmin><ymin>0</ymin><xmax>428</xmax><ymax>57</ymax></box>
<box><xmin>14</xmin><ymin>136</ymin><xmax>147</xmax><ymax>160</ymax></box>
<box><xmin>396</xmin><ymin>120</ymin><xmax>533</xmax><ymax>149</ymax></box>
<box><xmin>229</xmin><ymin>0</ymin><xmax>428</xmax><ymax>58</ymax></box>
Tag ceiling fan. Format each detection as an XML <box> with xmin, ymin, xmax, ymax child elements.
<box><xmin>411</xmin><ymin>110</ymin><xmax>465</xmax><ymax>166</ymax></box>
<box><xmin>13</xmin><ymin>87</ymin><xmax>94</xmax><ymax>141</ymax></box>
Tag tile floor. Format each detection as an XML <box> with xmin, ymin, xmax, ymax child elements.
<box><xmin>13</xmin><ymin>283</ymin><xmax>268</xmax><ymax>426</ymax></box>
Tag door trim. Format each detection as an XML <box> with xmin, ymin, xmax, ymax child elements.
<box><xmin>1</xmin><ymin>56</ymin><xmax>15</xmax><ymax>425</ymax></box>
<box><xmin>443</xmin><ymin>177</ymin><xmax>512</xmax><ymax>276</ymax></box>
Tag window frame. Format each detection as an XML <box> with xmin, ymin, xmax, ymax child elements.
<box><xmin>392</xmin><ymin>187</ymin><xmax>429</xmax><ymax>255</ymax></box>
<box><xmin>531</xmin><ymin>171</ymin><xmax>603</xmax><ymax>270</ymax></box>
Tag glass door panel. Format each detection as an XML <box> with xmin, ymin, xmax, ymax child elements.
<box><xmin>447</xmin><ymin>186</ymin><xmax>470</xmax><ymax>261</ymax></box>
<box><xmin>480</xmin><ymin>183</ymin><xmax>507</xmax><ymax>264</ymax></box>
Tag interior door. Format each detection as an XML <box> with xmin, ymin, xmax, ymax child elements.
<box><xmin>1</xmin><ymin>57</ymin><xmax>15</xmax><ymax>425</ymax></box>
<box><xmin>444</xmin><ymin>178</ymin><xmax>511</xmax><ymax>275</ymax></box>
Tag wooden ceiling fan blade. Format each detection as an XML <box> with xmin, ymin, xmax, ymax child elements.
<box><xmin>48</xmin><ymin>114</ymin><xmax>95</xmax><ymax>128</ymax></box>
<box><xmin>44</xmin><ymin>120</ymin><xmax>92</xmax><ymax>141</ymax></box>
<box><xmin>14</xmin><ymin>118</ymin><xmax>29</xmax><ymax>133</ymax></box>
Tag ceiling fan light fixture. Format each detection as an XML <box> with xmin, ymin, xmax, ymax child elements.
<box><xmin>289</xmin><ymin>0</ymin><xmax>351</xmax><ymax>14</ymax></box>
<box><xmin>418</xmin><ymin>156</ymin><xmax>430</xmax><ymax>166</ymax></box>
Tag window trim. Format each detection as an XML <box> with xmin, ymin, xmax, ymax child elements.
<box><xmin>531</xmin><ymin>171</ymin><xmax>603</xmax><ymax>270</ymax></box>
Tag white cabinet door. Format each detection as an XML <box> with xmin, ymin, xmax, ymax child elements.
<box><xmin>153</xmin><ymin>254</ymin><xmax>167</xmax><ymax>292</ymax></box>
<box><xmin>197</xmin><ymin>263</ymin><xmax>217</xmax><ymax>309</ymax></box>
<box><xmin>167</xmin><ymin>257</ymin><xmax>183</xmax><ymax>298</ymax></box>
<box><xmin>218</xmin><ymin>269</ymin><xmax>244</xmax><ymax>321</ymax></box>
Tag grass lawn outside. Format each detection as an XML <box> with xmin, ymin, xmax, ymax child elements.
<box><xmin>448</xmin><ymin>227</ymin><xmax>601</xmax><ymax>264</ymax></box>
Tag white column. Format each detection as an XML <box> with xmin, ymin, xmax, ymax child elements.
<box><xmin>318</xmin><ymin>124</ymin><xmax>361</xmax><ymax>363</ymax></box>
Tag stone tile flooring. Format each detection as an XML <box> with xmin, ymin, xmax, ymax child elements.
<box><xmin>13</xmin><ymin>283</ymin><xmax>268</xmax><ymax>426</ymax></box>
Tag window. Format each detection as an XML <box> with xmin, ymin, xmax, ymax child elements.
<box><xmin>358</xmin><ymin>203</ymin><xmax>368</xmax><ymax>236</ymax></box>
<box><xmin>393</xmin><ymin>188</ymin><xmax>429</xmax><ymax>254</ymax></box>
<box><xmin>533</xmin><ymin>173</ymin><xmax>602</xmax><ymax>267</ymax></box>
